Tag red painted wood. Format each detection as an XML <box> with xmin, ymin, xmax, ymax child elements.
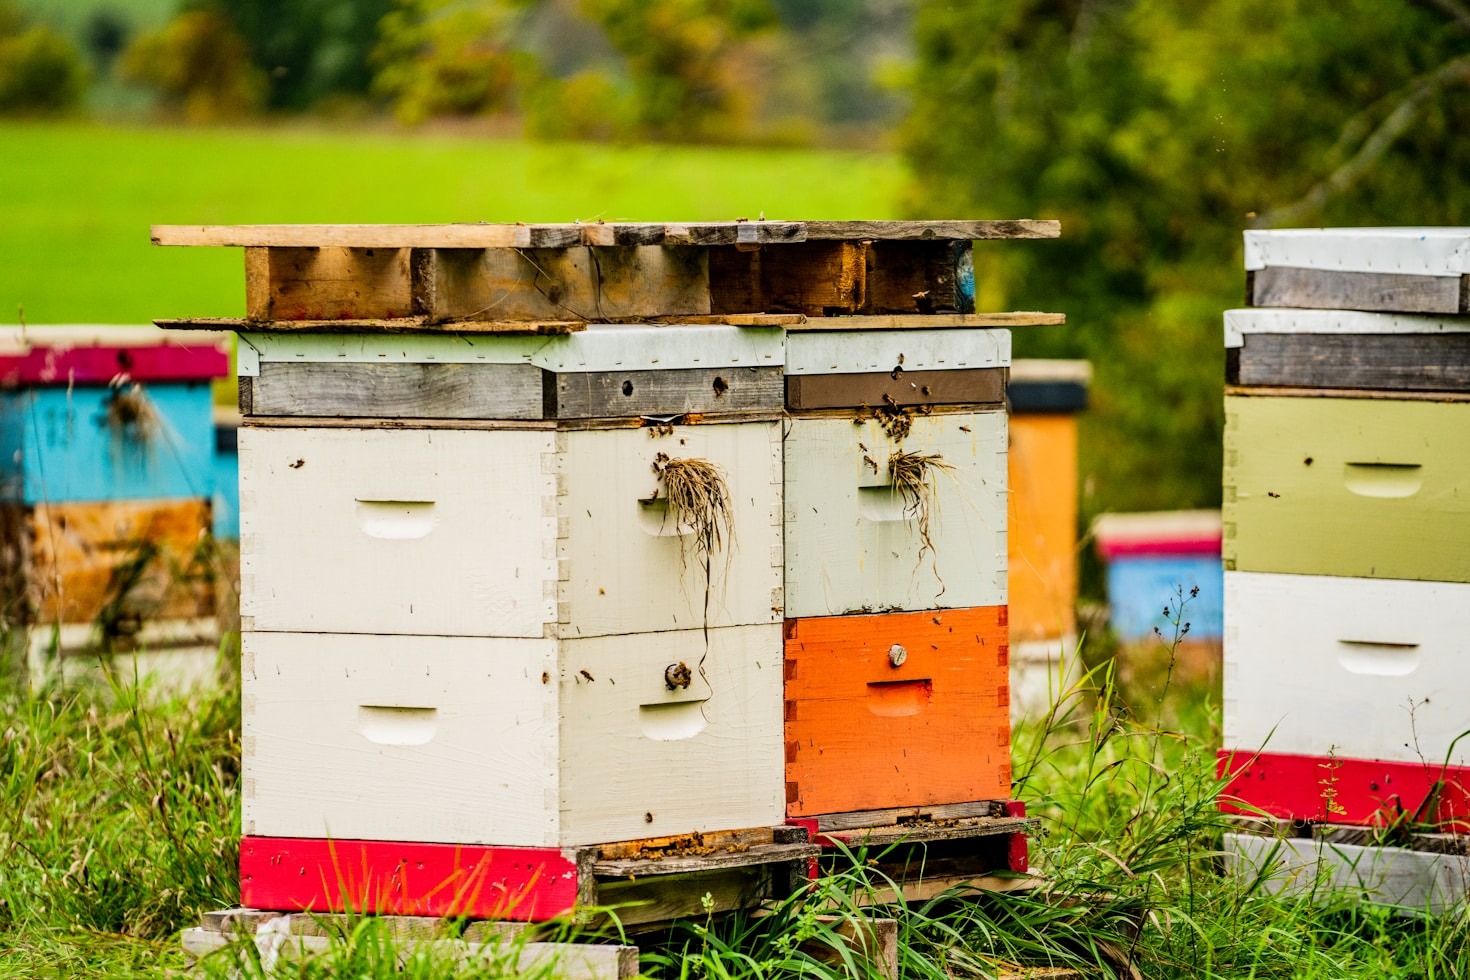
<box><xmin>0</xmin><ymin>345</ymin><xmax>228</xmax><ymax>387</ymax></box>
<box><xmin>1217</xmin><ymin>750</ymin><xmax>1470</xmax><ymax>830</ymax></box>
<box><xmin>1002</xmin><ymin>800</ymin><xmax>1028</xmax><ymax>872</ymax></box>
<box><xmin>239</xmin><ymin>836</ymin><xmax>579</xmax><ymax>921</ymax></box>
<box><xmin>1095</xmin><ymin>535</ymin><xmax>1221</xmax><ymax>559</ymax></box>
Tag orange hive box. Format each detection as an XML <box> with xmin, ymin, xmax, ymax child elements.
<box><xmin>784</xmin><ymin>606</ymin><xmax>1010</xmax><ymax>818</ymax></box>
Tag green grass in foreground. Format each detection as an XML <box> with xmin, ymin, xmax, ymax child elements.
<box><xmin>0</xmin><ymin>120</ymin><xmax>905</xmax><ymax>326</ymax></box>
<box><xmin>4</xmin><ymin>593</ymin><xmax>1470</xmax><ymax>977</ymax></box>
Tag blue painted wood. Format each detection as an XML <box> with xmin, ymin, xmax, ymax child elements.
<box><xmin>1106</xmin><ymin>555</ymin><xmax>1225</xmax><ymax>641</ymax></box>
<box><xmin>0</xmin><ymin>382</ymin><xmax>216</xmax><ymax>504</ymax></box>
<box><xmin>212</xmin><ymin>435</ymin><xmax>239</xmax><ymax>540</ymax></box>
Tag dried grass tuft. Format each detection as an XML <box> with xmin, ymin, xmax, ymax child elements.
<box><xmin>652</xmin><ymin>452</ymin><xmax>734</xmax><ymax>637</ymax></box>
<box><xmin>888</xmin><ymin>450</ymin><xmax>953</xmax><ymax>564</ymax></box>
<box><xmin>104</xmin><ymin>383</ymin><xmax>160</xmax><ymax>445</ymax></box>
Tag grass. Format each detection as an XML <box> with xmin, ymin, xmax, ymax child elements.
<box><xmin>0</xmin><ymin>119</ymin><xmax>906</xmax><ymax>326</ymax></box>
<box><xmin>6</xmin><ymin>586</ymin><xmax>1470</xmax><ymax>977</ymax></box>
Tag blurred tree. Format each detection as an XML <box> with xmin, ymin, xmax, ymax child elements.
<box><xmin>577</xmin><ymin>0</ymin><xmax>778</xmax><ymax>139</ymax></box>
<box><xmin>372</xmin><ymin>0</ymin><xmax>533</xmax><ymax>123</ymax></box>
<box><xmin>0</xmin><ymin>2</ymin><xmax>88</xmax><ymax>115</ymax></box>
<box><xmin>217</xmin><ymin>0</ymin><xmax>394</xmax><ymax>110</ymax></box>
<box><xmin>119</xmin><ymin>7</ymin><xmax>265</xmax><ymax>121</ymax></box>
<box><xmin>904</xmin><ymin>0</ymin><xmax>1470</xmax><ymax>520</ymax></box>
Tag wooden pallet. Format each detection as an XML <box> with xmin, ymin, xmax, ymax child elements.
<box><xmin>790</xmin><ymin>801</ymin><xmax>1039</xmax><ymax>904</ymax></box>
<box><xmin>152</xmin><ymin>220</ymin><xmax>1060</xmax><ymax>325</ymax></box>
<box><xmin>239</xmin><ymin>825</ymin><xmax>819</xmax><ymax>927</ymax></box>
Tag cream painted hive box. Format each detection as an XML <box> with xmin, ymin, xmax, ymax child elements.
<box><xmin>237</xmin><ymin>326</ymin><xmax>785</xmax><ymax>639</ymax></box>
<box><xmin>782</xmin><ymin>327</ymin><xmax>1010</xmax><ymax>618</ymax></box>
<box><xmin>241</xmin><ymin>623</ymin><xmax>784</xmax><ymax>847</ymax></box>
<box><xmin>239</xmin><ymin>420</ymin><xmax>782</xmax><ymax>638</ymax></box>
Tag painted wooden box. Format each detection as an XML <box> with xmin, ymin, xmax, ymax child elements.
<box><xmin>1223</xmin><ymin>570</ymin><xmax>1470</xmax><ymax>767</ymax></box>
<box><xmin>237</xmin><ymin>324</ymin><xmax>784</xmax><ymax>421</ymax></box>
<box><xmin>1092</xmin><ymin>510</ymin><xmax>1224</xmax><ymax>642</ymax></box>
<box><xmin>241</xmin><ymin>623</ymin><xmax>784</xmax><ymax>847</ymax></box>
<box><xmin>239</xmin><ymin>421</ymin><xmax>782</xmax><ymax>638</ymax></box>
<box><xmin>782</xmin><ymin>411</ymin><xmax>1007</xmax><ymax>619</ymax></box>
<box><xmin>0</xmin><ymin>498</ymin><xmax>215</xmax><ymax>629</ymax></box>
<box><xmin>1006</xmin><ymin>360</ymin><xmax>1090</xmax><ymax>645</ymax></box>
<box><xmin>783</xmin><ymin>606</ymin><xmax>1011</xmax><ymax>818</ymax></box>
<box><xmin>1222</xmin><ymin>392</ymin><xmax>1470</xmax><ymax>583</ymax></box>
<box><xmin>1225</xmin><ymin>308</ymin><xmax>1470</xmax><ymax>393</ymax></box>
<box><xmin>0</xmin><ymin>383</ymin><xmax>218</xmax><ymax>504</ymax></box>
<box><xmin>1245</xmin><ymin>227</ymin><xmax>1470</xmax><ymax>315</ymax></box>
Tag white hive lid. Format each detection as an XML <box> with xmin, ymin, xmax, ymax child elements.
<box><xmin>1243</xmin><ymin>228</ymin><xmax>1470</xmax><ymax>275</ymax></box>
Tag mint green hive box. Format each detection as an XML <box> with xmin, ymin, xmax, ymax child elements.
<box><xmin>1223</xmin><ymin>392</ymin><xmax>1470</xmax><ymax>583</ymax></box>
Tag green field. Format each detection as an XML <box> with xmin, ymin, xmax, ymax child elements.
<box><xmin>1</xmin><ymin>121</ymin><xmax>905</xmax><ymax>325</ymax></box>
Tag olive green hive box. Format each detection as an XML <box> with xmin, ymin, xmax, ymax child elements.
<box><xmin>1223</xmin><ymin>392</ymin><xmax>1470</xmax><ymax>583</ymax></box>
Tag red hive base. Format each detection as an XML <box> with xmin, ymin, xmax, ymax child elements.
<box><xmin>1218</xmin><ymin>750</ymin><xmax>1470</xmax><ymax>829</ymax></box>
<box><xmin>239</xmin><ymin>837</ymin><xmax>580</xmax><ymax>921</ymax></box>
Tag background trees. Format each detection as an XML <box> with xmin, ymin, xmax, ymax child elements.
<box><xmin>902</xmin><ymin>0</ymin><xmax>1470</xmax><ymax>518</ymax></box>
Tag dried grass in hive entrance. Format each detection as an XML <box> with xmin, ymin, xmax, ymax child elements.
<box><xmin>887</xmin><ymin>450</ymin><xmax>953</xmax><ymax>565</ymax></box>
<box><xmin>650</xmin><ymin>452</ymin><xmax>734</xmax><ymax>632</ymax></box>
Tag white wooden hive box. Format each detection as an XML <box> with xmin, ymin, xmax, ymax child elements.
<box><xmin>1243</xmin><ymin>228</ymin><xmax>1470</xmax><ymax>276</ymax></box>
<box><xmin>783</xmin><ymin>411</ymin><xmax>1008</xmax><ymax>618</ymax></box>
<box><xmin>1223</xmin><ymin>570</ymin><xmax>1470</xmax><ymax>766</ymax></box>
<box><xmin>239</xmin><ymin>421</ymin><xmax>782</xmax><ymax>637</ymax></box>
<box><xmin>241</xmin><ymin>623</ymin><xmax>784</xmax><ymax>847</ymax></box>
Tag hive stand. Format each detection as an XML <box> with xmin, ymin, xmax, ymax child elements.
<box><xmin>154</xmin><ymin>219</ymin><xmax>1062</xmax><ymax>965</ymax></box>
<box><xmin>1221</xmin><ymin>228</ymin><xmax>1470</xmax><ymax>911</ymax></box>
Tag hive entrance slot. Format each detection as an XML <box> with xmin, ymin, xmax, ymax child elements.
<box><xmin>865</xmin><ymin>679</ymin><xmax>932</xmax><ymax>717</ymax></box>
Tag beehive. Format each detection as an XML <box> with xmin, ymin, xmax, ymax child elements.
<box><xmin>153</xmin><ymin>219</ymin><xmax>1062</xmax><ymax>916</ymax></box>
<box><xmin>1220</xmin><ymin>230</ymin><xmax>1470</xmax><ymax>833</ymax></box>
<box><xmin>0</xmin><ymin>327</ymin><xmax>229</xmax><ymax>680</ymax></box>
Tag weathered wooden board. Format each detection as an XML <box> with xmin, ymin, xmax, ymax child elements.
<box><xmin>556</xmin><ymin>422</ymin><xmax>783</xmax><ymax>636</ymax></box>
<box><xmin>1219</xmin><ymin>750</ymin><xmax>1470</xmax><ymax>829</ymax></box>
<box><xmin>247</xmin><ymin>246</ymin><xmax>416</xmax><ymax>321</ymax></box>
<box><xmin>0</xmin><ymin>382</ymin><xmax>217</xmax><ymax>504</ymax></box>
<box><xmin>788</xmin><ymin>313</ymin><xmax>1063</xmax><ymax>331</ymax></box>
<box><xmin>1222</xmin><ymin>393</ymin><xmax>1470</xmax><ymax>582</ymax></box>
<box><xmin>238</xmin><ymin>426</ymin><xmax>558</xmax><ymax>638</ymax></box>
<box><xmin>783</xmin><ymin>412</ymin><xmax>1008</xmax><ymax>618</ymax></box>
<box><xmin>234</xmin><ymin>322</ymin><xmax>783</xmax><ymax>375</ymax></box>
<box><xmin>1222</xmin><ymin>307</ymin><xmax>1470</xmax><ymax>349</ymax></box>
<box><xmin>164</xmin><ymin>316</ymin><xmax>586</xmax><ymax>335</ymax></box>
<box><xmin>709</xmin><ymin>241</ymin><xmax>973</xmax><ymax>316</ymax></box>
<box><xmin>1223</xmin><ymin>832</ymin><xmax>1470</xmax><ymax>914</ymax></box>
<box><xmin>242</xmin><ymin>362</ymin><xmax>784</xmax><ymax>420</ymax></box>
<box><xmin>414</xmin><ymin>246</ymin><xmax>710</xmax><ymax>322</ymax></box>
<box><xmin>1223</xmin><ymin>571</ymin><xmax>1470</xmax><ymax>766</ymax></box>
<box><xmin>785</xmin><ymin>367</ymin><xmax>1006</xmax><ymax>411</ymax></box>
<box><xmin>1244</xmin><ymin>228</ymin><xmax>1470</xmax><ymax>276</ymax></box>
<box><xmin>1249</xmin><ymin>266</ymin><xmax>1468</xmax><ymax>315</ymax></box>
<box><xmin>553</xmin><ymin>367</ymin><xmax>783</xmax><ymax>418</ymax></box>
<box><xmin>785</xmin><ymin>327</ymin><xmax>1009</xmax><ymax>375</ymax></box>
<box><xmin>242</xmin><ymin>623</ymin><xmax>784</xmax><ymax>846</ymax></box>
<box><xmin>1</xmin><ymin>498</ymin><xmax>215</xmax><ymax>627</ymax></box>
<box><xmin>810</xmin><ymin>799</ymin><xmax>1002</xmax><ymax>833</ymax></box>
<box><xmin>184</xmin><ymin>923</ymin><xmax>637</xmax><ymax>980</ymax></box>
<box><xmin>242</xmin><ymin>362</ymin><xmax>548</xmax><ymax>419</ymax></box>
<box><xmin>784</xmin><ymin>607</ymin><xmax>1010</xmax><ymax>817</ymax></box>
<box><xmin>153</xmin><ymin>219</ymin><xmax>1061</xmax><ymax>249</ymax></box>
<box><xmin>1229</xmin><ymin>332</ymin><xmax>1470</xmax><ymax>392</ymax></box>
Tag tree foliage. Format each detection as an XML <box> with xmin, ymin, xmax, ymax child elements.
<box><xmin>215</xmin><ymin>0</ymin><xmax>395</xmax><ymax>110</ymax></box>
<box><xmin>0</xmin><ymin>3</ymin><xmax>88</xmax><ymax>116</ymax></box>
<box><xmin>372</xmin><ymin>0</ymin><xmax>531</xmax><ymax>124</ymax></box>
<box><xmin>903</xmin><ymin>0</ymin><xmax>1470</xmax><ymax>518</ymax></box>
<box><xmin>120</xmin><ymin>7</ymin><xmax>265</xmax><ymax>121</ymax></box>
